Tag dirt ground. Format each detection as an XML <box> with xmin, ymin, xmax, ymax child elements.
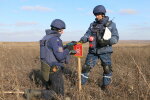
<box><xmin>0</xmin><ymin>41</ymin><xmax>150</xmax><ymax>100</ymax></box>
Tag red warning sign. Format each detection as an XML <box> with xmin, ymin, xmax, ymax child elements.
<box><xmin>74</xmin><ymin>43</ymin><xmax>83</xmax><ymax>57</ymax></box>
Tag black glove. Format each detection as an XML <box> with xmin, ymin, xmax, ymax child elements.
<box><xmin>65</xmin><ymin>41</ymin><xmax>77</xmax><ymax>51</ymax></box>
<box><xmin>66</xmin><ymin>41</ymin><xmax>77</xmax><ymax>46</ymax></box>
<box><xmin>66</xmin><ymin>45</ymin><xmax>74</xmax><ymax>51</ymax></box>
<box><xmin>98</xmin><ymin>39</ymin><xmax>110</xmax><ymax>47</ymax></box>
<box><xmin>70</xmin><ymin>41</ymin><xmax>77</xmax><ymax>44</ymax></box>
<box><xmin>69</xmin><ymin>50</ymin><xmax>77</xmax><ymax>55</ymax></box>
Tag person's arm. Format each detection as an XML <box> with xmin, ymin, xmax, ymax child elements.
<box><xmin>109</xmin><ymin>22</ymin><xmax>119</xmax><ymax>45</ymax></box>
<box><xmin>79</xmin><ymin>23</ymin><xmax>92</xmax><ymax>43</ymax></box>
<box><xmin>48</xmin><ymin>37</ymin><xmax>70</xmax><ymax>62</ymax></box>
<box><xmin>98</xmin><ymin>22</ymin><xmax>119</xmax><ymax>46</ymax></box>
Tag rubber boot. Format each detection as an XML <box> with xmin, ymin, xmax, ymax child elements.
<box><xmin>41</xmin><ymin>90</ymin><xmax>57</xmax><ymax>100</ymax></box>
<box><xmin>81</xmin><ymin>73</ymin><xmax>89</xmax><ymax>85</ymax></box>
<box><xmin>24</xmin><ymin>89</ymin><xmax>42</xmax><ymax>100</ymax></box>
<box><xmin>101</xmin><ymin>73</ymin><xmax>112</xmax><ymax>90</ymax></box>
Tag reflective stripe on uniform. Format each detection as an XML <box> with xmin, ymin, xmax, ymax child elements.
<box><xmin>103</xmin><ymin>76</ymin><xmax>112</xmax><ymax>78</ymax></box>
<box><xmin>81</xmin><ymin>74</ymin><xmax>89</xmax><ymax>79</ymax></box>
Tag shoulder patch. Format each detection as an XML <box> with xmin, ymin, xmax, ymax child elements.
<box><xmin>58</xmin><ymin>47</ymin><xmax>63</xmax><ymax>52</ymax></box>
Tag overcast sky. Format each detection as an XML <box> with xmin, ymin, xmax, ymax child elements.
<box><xmin>0</xmin><ymin>0</ymin><xmax>150</xmax><ymax>42</ymax></box>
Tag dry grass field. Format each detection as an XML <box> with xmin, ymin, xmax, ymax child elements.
<box><xmin>0</xmin><ymin>40</ymin><xmax>150</xmax><ymax>100</ymax></box>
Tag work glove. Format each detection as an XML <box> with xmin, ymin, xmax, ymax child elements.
<box><xmin>70</xmin><ymin>41</ymin><xmax>77</xmax><ymax>44</ymax></box>
<box><xmin>98</xmin><ymin>39</ymin><xmax>110</xmax><ymax>47</ymax></box>
<box><xmin>66</xmin><ymin>41</ymin><xmax>77</xmax><ymax>46</ymax></box>
<box><xmin>79</xmin><ymin>37</ymin><xmax>87</xmax><ymax>43</ymax></box>
<box><xmin>65</xmin><ymin>41</ymin><xmax>77</xmax><ymax>51</ymax></box>
<box><xmin>69</xmin><ymin>50</ymin><xmax>77</xmax><ymax>55</ymax></box>
<box><xmin>66</xmin><ymin>45</ymin><xmax>74</xmax><ymax>51</ymax></box>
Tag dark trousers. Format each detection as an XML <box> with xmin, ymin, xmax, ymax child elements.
<box><xmin>84</xmin><ymin>53</ymin><xmax>112</xmax><ymax>67</ymax></box>
<box><xmin>50</xmin><ymin>70</ymin><xmax>64</xmax><ymax>95</ymax></box>
<box><xmin>81</xmin><ymin>53</ymin><xmax>112</xmax><ymax>85</ymax></box>
<box><xmin>41</xmin><ymin>60</ymin><xmax>64</xmax><ymax>96</ymax></box>
<box><xmin>46</xmin><ymin>70</ymin><xmax>64</xmax><ymax>96</ymax></box>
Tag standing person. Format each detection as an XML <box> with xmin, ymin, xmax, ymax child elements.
<box><xmin>79</xmin><ymin>5</ymin><xmax>119</xmax><ymax>90</ymax></box>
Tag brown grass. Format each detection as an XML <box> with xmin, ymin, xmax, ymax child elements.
<box><xmin>0</xmin><ymin>41</ymin><xmax>150</xmax><ymax>100</ymax></box>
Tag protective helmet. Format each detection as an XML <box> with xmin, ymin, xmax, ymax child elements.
<box><xmin>50</xmin><ymin>19</ymin><xmax>66</xmax><ymax>29</ymax></box>
<box><xmin>93</xmin><ymin>5</ymin><xmax>106</xmax><ymax>15</ymax></box>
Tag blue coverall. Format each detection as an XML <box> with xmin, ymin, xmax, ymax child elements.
<box><xmin>80</xmin><ymin>16</ymin><xmax>119</xmax><ymax>87</ymax></box>
<box><xmin>40</xmin><ymin>29</ymin><xmax>70</xmax><ymax>95</ymax></box>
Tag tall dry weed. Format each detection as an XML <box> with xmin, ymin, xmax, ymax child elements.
<box><xmin>0</xmin><ymin>42</ymin><xmax>150</xmax><ymax>100</ymax></box>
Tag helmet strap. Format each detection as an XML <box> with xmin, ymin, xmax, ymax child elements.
<box><xmin>51</xmin><ymin>27</ymin><xmax>60</xmax><ymax>31</ymax></box>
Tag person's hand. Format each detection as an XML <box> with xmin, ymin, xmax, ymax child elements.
<box><xmin>66</xmin><ymin>45</ymin><xmax>74</xmax><ymax>51</ymax></box>
<box><xmin>69</xmin><ymin>50</ymin><xmax>77</xmax><ymax>55</ymax></box>
<box><xmin>65</xmin><ymin>41</ymin><xmax>77</xmax><ymax>51</ymax></box>
<box><xmin>66</xmin><ymin>41</ymin><xmax>77</xmax><ymax>46</ymax></box>
<box><xmin>98</xmin><ymin>39</ymin><xmax>110</xmax><ymax>46</ymax></box>
<box><xmin>70</xmin><ymin>41</ymin><xmax>77</xmax><ymax>44</ymax></box>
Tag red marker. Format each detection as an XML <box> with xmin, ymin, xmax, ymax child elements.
<box><xmin>89</xmin><ymin>36</ymin><xmax>94</xmax><ymax>41</ymax></box>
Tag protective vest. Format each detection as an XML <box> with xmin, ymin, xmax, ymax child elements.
<box><xmin>40</xmin><ymin>32</ymin><xmax>58</xmax><ymax>66</ymax></box>
<box><xmin>88</xmin><ymin>20</ymin><xmax>112</xmax><ymax>54</ymax></box>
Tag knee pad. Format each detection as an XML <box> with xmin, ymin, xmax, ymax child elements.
<box><xmin>82</xmin><ymin>65</ymin><xmax>91</xmax><ymax>73</ymax></box>
<box><xmin>103</xmin><ymin>65</ymin><xmax>112</xmax><ymax>74</ymax></box>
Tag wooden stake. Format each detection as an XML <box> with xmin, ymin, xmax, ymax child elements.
<box><xmin>77</xmin><ymin>57</ymin><xmax>82</xmax><ymax>91</ymax></box>
<box><xmin>1</xmin><ymin>91</ymin><xmax>24</xmax><ymax>94</ymax></box>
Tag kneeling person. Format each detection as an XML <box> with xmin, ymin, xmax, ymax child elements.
<box><xmin>40</xmin><ymin>19</ymin><xmax>75</xmax><ymax>97</ymax></box>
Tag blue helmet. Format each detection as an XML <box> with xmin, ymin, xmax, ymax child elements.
<box><xmin>50</xmin><ymin>19</ymin><xmax>66</xmax><ymax>29</ymax></box>
<box><xmin>93</xmin><ymin>5</ymin><xmax>106</xmax><ymax>15</ymax></box>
